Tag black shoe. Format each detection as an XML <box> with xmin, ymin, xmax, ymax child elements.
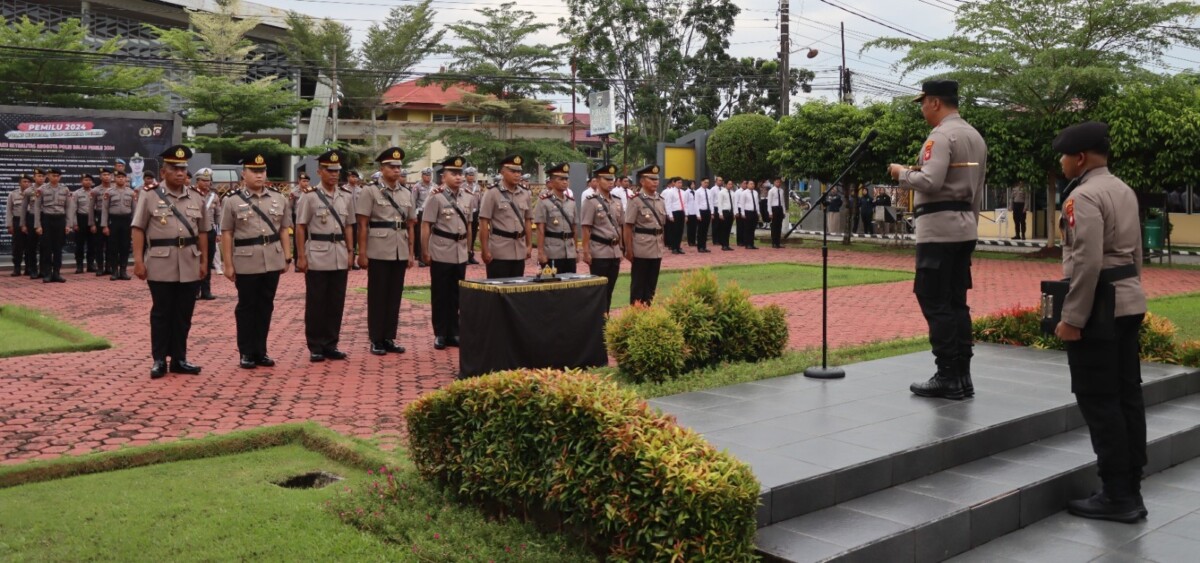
<box><xmin>199</xmin><ymin>293</ymin><xmax>216</xmax><ymax>301</ymax></box>
<box><xmin>118</xmin><ymin>270</ymin><xmax>130</xmax><ymax>281</ymax></box>
<box><xmin>447</xmin><ymin>336</ymin><xmax>460</xmax><ymax>348</ymax></box>
<box><xmin>170</xmin><ymin>360</ymin><xmax>202</xmax><ymax>375</ymax></box>
<box><xmin>255</xmin><ymin>355</ymin><xmax>275</xmax><ymax>367</ymax></box>
<box><xmin>97</xmin><ymin>270</ymin><xmax>110</xmax><ymax>277</ymax></box>
<box><xmin>324</xmin><ymin>349</ymin><xmax>348</xmax><ymax>360</ymax></box>
<box><xmin>30</xmin><ymin>271</ymin><xmax>41</xmax><ymax>279</ymax></box>
<box><xmin>958</xmin><ymin>356</ymin><xmax>975</xmax><ymax>398</ymax></box>
<box><xmin>369</xmin><ymin>342</ymin><xmax>388</xmax><ymax>356</ymax></box>
<box><xmin>434</xmin><ymin>337</ymin><xmax>447</xmax><ymax>350</ymax></box>
<box><xmin>698</xmin><ymin>248</ymin><xmax>710</xmax><ymax>253</ymax></box>
<box><xmin>910</xmin><ymin>371</ymin><xmax>966</xmax><ymax>400</ymax></box>
<box><xmin>468</xmin><ymin>257</ymin><xmax>480</xmax><ymax>265</ymax></box>
<box><xmin>86</xmin><ymin>265</ymin><xmax>95</xmax><ymax>273</ymax></box>
<box><xmin>747</xmin><ymin>246</ymin><xmax>759</xmax><ymax>250</ymax></box>
<box><xmin>110</xmin><ymin>273</ymin><xmax>119</xmax><ymax>281</ymax></box>
<box><xmin>239</xmin><ymin>355</ymin><xmax>258</xmax><ymax>369</ymax></box>
<box><xmin>1067</xmin><ymin>491</ymin><xmax>1145</xmax><ymax>523</ymax></box>
<box><xmin>309</xmin><ymin>353</ymin><xmax>325</xmax><ymax>362</ymax></box>
<box><xmin>383</xmin><ymin>340</ymin><xmax>406</xmax><ymax>354</ymax></box>
<box><xmin>53</xmin><ymin>275</ymin><xmax>66</xmax><ymax>283</ymax></box>
<box><xmin>722</xmin><ymin>246</ymin><xmax>733</xmax><ymax>251</ymax></box>
<box><xmin>75</xmin><ymin>265</ymin><xmax>84</xmax><ymax>274</ymax></box>
<box><xmin>10</xmin><ymin>268</ymin><xmax>21</xmax><ymax>277</ymax></box>
<box><xmin>43</xmin><ymin>276</ymin><xmax>53</xmax><ymax>284</ymax></box>
<box><xmin>351</xmin><ymin>264</ymin><xmax>361</xmax><ymax>271</ymax></box>
<box><xmin>418</xmin><ymin>261</ymin><xmax>428</xmax><ymax>268</ymax></box>
<box><xmin>150</xmin><ymin>360</ymin><xmax>167</xmax><ymax>379</ymax></box>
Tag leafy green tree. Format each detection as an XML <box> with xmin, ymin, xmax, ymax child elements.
<box><xmin>440</xmin><ymin>129</ymin><xmax>589</xmax><ymax>175</ymax></box>
<box><xmin>700</xmin><ymin>58</ymin><xmax>815</xmax><ymax>121</ymax></box>
<box><xmin>707</xmin><ymin>114</ymin><xmax>779</xmax><ymax>181</ymax></box>
<box><xmin>1096</xmin><ymin>75</ymin><xmax>1200</xmax><ymax>192</ymax></box>
<box><xmin>0</xmin><ymin>16</ymin><xmax>163</xmax><ymax>110</ymax></box>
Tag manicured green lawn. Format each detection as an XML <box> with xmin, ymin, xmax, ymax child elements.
<box><xmin>0</xmin><ymin>305</ymin><xmax>110</xmax><ymax>358</ymax></box>
<box><xmin>1150</xmin><ymin>292</ymin><xmax>1200</xmax><ymax>341</ymax></box>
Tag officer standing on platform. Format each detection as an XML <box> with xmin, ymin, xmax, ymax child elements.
<box><xmin>102</xmin><ymin>170</ymin><xmax>137</xmax><ymax>280</ymax></box>
<box><xmin>581</xmin><ymin>163</ymin><xmax>624</xmax><ymax>309</ymax></box>
<box><xmin>296</xmin><ymin>150</ymin><xmax>354</xmax><ymax>362</ymax></box>
<box><xmin>463</xmin><ymin>167</ymin><xmax>482</xmax><ymax>265</ymax></box>
<box><xmin>421</xmin><ymin>155</ymin><xmax>472</xmax><ymax>350</ymax></box>
<box><xmin>193</xmin><ymin>168</ymin><xmax>219</xmax><ymax>300</ymax></box>
<box><xmin>888</xmin><ymin>79</ymin><xmax>987</xmax><ymax>400</ymax></box>
<box><xmin>1050</xmin><ymin>121</ymin><xmax>1149</xmax><ymax>523</ymax></box>
<box><xmin>478</xmin><ymin>154</ymin><xmax>532</xmax><ymax>278</ymax></box>
<box><xmin>131</xmin><ymin>145</ymin><xmax>207</xmax><ymax>379</ymax></box>
<box><xmin>91</xmin><ymin>168</ymin><xmax>113</xmax><ymax>275</ymax></box>
<box><xmin>412</xmin><ymin>167</ymin><xmax>435</xmax><ymax>267</ymax></box>
<box><xmin>72</xmin><ymin>174</ymin><xmax>95</xmax><ymax>273</ymax></box>
<box><xmin>5</xmin><ymin>174</ymin><xmax>30</xmax><ymax>276</ymax></box>
<box><xmin>23</xmin><ymin>168</ymin><xmax>45</xmax><ymax>279</ymax></box>
<box><xmin>356</xmin><ymin>147</ymin><xmax>416</xmax><ymax>356</ymax></box>
<box><xmin>534</xmin><ymin>163</ymin><xmax>578</xmax><ymax>273</ymax></box>
<box><xmin>623</xmin><ymin>164</ymin><xmax>666</xmax><ymax>305</ymax></box>
<box><xmin>33</xmin><ymin>168</ymin><xmax>76</xmax><ymax>283</ymax></box>
<box><xmin>221</xmin><ymin>154</ymin><xmax>292</xmax><ymax>370</ymax></box>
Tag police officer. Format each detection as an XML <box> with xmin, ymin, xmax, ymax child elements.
<box><xmin>193</xmin><ymin>168</ymin><xmax>219</xmax><ymax>300</ymax></box>
<box><xmin>131</xmin><ymin>145</ymin><xmax>208</xmax><ymax>379</ymax></box>
<box><xmin>344</xmin><ymin>170</ymin><xmax>363</xmax><ymax>270</ymax></box>
<box><xmin>412</xmin><ymin>167</ymin><xmax>435</xmax><ymax>267</ymax></box>
<box><xmin>356</xmin><ymin>147</ymin><xmax>416</xmax><ymax>356</ymax></box>
<box><xmin>297</xmin><ymin>150</ymin><xmax>354</xmax><ymax>362</ymax></box>
<box><xmin>623</xmin><ymin>164</ymin><xmax>666</xmax><ymax>305</ymax></box>
<box><xmin>463</xmin><ymin>167</ymin><xmax>482</xmax><ymax>265</ymax></box>
<box><xmin>479</xmin><ymin>154</ymin><xmax>532</xmax><ymax>278</ymax></box>
<box><xmin>23</xmin><ymin>168</ymin><xmax>45</xmax><ymax>279</ymax></box>
<box><xmin>421</xmin><ymin>155</ymin><xmax>472</xmax><ymax>350</ymax></box>
<box><xmin>5</xmin><ymin>174</ymin><xmax>30</xmax><ymax>276</ymax></box>
<box><xmin>534</xmin><ymin>163</ymin><xmax>578</xmax><ymax>274</ymax></box>
<box><xmin>33</xmin><ymin>168</ymin><xmax>76</xmax><ymax>283</ymax></box>
<box><xmin>102</xmin><ymin>170</ymin><xmax>137</xmax><ymax>281</ymax></box>
<box><xmin>1049</xmin><ymin>121</ymin><xmax>1149</xmax><ymax>523</ymax></box>
<box><xmin>72</xmin><ymin>174</ymin><xmax>95</xmax><ymax>273</ymax></box>
<box><xmin>888</xmin><ymin>79</ymin><xmax>987</xmax><ymax>400</ymax></box>
<box><xmin>91</xmin><ymin>168</ymin><xmax>113</xmax><ymax>275</ymax></box>
<box><xmin>221</xmin><ymin>153</ymin><xmax>292</xmax><ymax>370</ymax></box>
<box><xmin>581</xmin><ymin>163</ymin><xmax>624</xmax><ymax>309</ymax></box>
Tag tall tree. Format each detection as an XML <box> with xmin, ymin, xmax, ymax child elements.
<box><xmin>1096</xmin><ymin>74</ymin><xmax>1200</xmax><ymax>192</ymax></box>
<box><xmin>695</xmin><ymin>57</ymin><xmax>815</xmax><ymax>122</ymax></box>
<box><xmin>0</xmin><ymin>16</ymin><xmax>163</xmax><ymax>110</ymax></box>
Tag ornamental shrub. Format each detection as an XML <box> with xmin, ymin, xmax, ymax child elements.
<box><xmin>404</xmin><ymin>369</ymin><xmax>761</xmax><ymax>562</ymax></box>
<box><xmin>662</xmin><ymin>270</ymin><xmax>722</xmax><ymax>370</ymax></box>
<box><xmin>749</xmin><ymin>304</ymin><xmax>789</xmax><ymax>360</ymax></box>
<box><xmin>605</xmin><ymin>304</ymin><xmax>686</xmax><ymax>382</ymax></box>
<box><xmin>713</xmin><ymin>284</ymin><xmax>761</xmax><ymax>362</ymax></box>
<box><xmin>1177</xmin><ymin>340</ymin><xmax>1200</xmax><ymax>368</ymax></box>
<box><xmin>972</xmin><ymin>307</ymin><xmax>1183</xmax><ymax>363</ymax></box>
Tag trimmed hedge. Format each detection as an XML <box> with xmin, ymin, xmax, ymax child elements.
<box><xmin>605</xmin><ymin>303</ymin><xmax>687</xmax><ymax>382</ymax></box>
<box><xmin>404</xmin><ymin>369</ymin><xmax>760</xmax><ymax>562</ymax></box>
<box><xmin>972</xmin><ymin>306</ymin><xmax>1194</xmax><ymax>365</ymax></box>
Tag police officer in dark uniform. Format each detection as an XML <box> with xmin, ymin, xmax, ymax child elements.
<box><xmin>6</xmin><ymin>174</ymin><xmax>31</xmax><ymax>276</ymax></box>
<box><xmin>91</xmin><ymin>168</ymin><xmax>113</xmax><ymax>274</ymax></box>
<box><xmin>1051</xmin><ymin>121</ymin><xmax>1149</xmax><ymax>523</ymax></box>
<box><xmin>888</xmin><ymin>80</ymin><xmax>987</xmax><ymax>400</ymax></box>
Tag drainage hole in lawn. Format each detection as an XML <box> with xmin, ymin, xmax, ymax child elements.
<box><xmin>273</xmin><ymin>471</ymin><xmax>343</xmax><ymax>489</ymax></box>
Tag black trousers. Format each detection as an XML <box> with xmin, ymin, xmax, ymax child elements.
<box><xmin>367</xmin><ymin>259</ymin><xmax>407</xmax><ymax>343</ymax></box>
<box><xmin>1070</xmin><ymin>315</ymin><xmax>1147</xmax><ymax>488</ymax></box>
<box><xmin>667</xmin><ymin>211</ymin><xmax>685</xmax><ymax>250</ymax></box>
<box><xmin>10</xmin><ymin>221</ymin><xmax>25</xmax><ymax>272</ymax></box>
<box><xmin>486</xmin><ymin>258</ymin><xmax>525</xmax><ymax>279</ymax></box>
<box><xmin>770</xmin><ymin>206</ymin><xmax>785</xmax><ymax>246</ymax></box>
<box><xmin>1012</xmin><ymin>203</ymin><xmax>1026</xmax><ymax>238</ymax></box>
<box><xmin>198</xmin><ymin>229</ymin><xmax>216</xmax><ymax>297</ymax></box>
<box><xmin>90</xmin><ymin>213</ymin><xmax>106</xmax><ymax>270</ymax></box>
<box><xmin>914</xmin><ymin>241</ymin><xmax>976</xmax><ymax>369</ymax></box>
<box><xmin>24</xmin><ymin>212</ymin><xmax>39</xmax><ymax>274</ymax></box>
<box><xmin>629</xmin><ymin>257</ymin><xmax>662</xmax><ymax>305</ymax></box>
<box><xmin>106</xmin><ymin>215</ymin><xmax>132</xmax><ymax>271</ymax></box>
<box><xmin>859</xmin><ymin>212</ymin><xmax>875</xmax><ymax>235</ymax></box>
<box><xmin>148</xmin><ymin>280</ymin><xmax>199</xmax><ymax>363</ymax></box>
<box><xmin>716</xmin><ymin>211</ymin><xmax>733</xmax><ymax>247</ymax></box>
<box><xmin>759</xmin><ymin>200</ymin><xmax>769</xmax><ymax>223</ymax></box>
<box><xmin>545</xmin><ymin>257</ymin><xmax>576</xmax><ymax>273</ymax></box>
<box><xmin>234</xmin><ymin>271</ymin><xmax>281</xmax><ymax>357</ymax></box>
<box><xmin>589</xmin><ymin>257</ymin><xmax>621</xmax><ymax>310</ymax></box>
<box><xmin>39</xmin><ymin>214</ymin><xmax>67</xmax><ymax>276</ymax></box>
<box><xmin>412</xmin><ymin>211</ymin><xmax>423</xmax><ymax>262</ymax></box>
<box><xmin>712</xmin><ymin>211</ymin><xmax>722</xmax><ymax>245</ymax></box>
<box><xmin>469</xmin><ymin>211</ymin><xmax>480</xmax><ymax>256</ymax></box>
<box><xmin>742</xmin><ymin>211</ymin><xmax>758</xmax><ymax>247</ymax></box>
<box><xmin>696</xmin><ymin>211</ymin><xmax>710</xmax><ymax>250</ymax></box>
<box><xmin>305</xmin><ymin>268</ymin><xmax>349</xmax><ymax>353</ymax></box>
<box><xmin>74</xmin><ymin>214</ymin><xmax>91</xmax><ymax>267</ymax></box>
<box><xmin>686</xmin><ymin>215</ymin><xmax>697</xmax><ymax>246</ymax></box>
<box><xmin>430</xmin><ymin>260</ymin><xmax>467</xmax><ymax>339</ymax></box>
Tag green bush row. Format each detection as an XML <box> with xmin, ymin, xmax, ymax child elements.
<box><xmin>404</xmin><ymin>369</ymin><xmax>761</xmax><ymax>562</ymax></box>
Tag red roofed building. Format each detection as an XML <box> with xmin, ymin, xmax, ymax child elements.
<box><xmin>380</xmin><ymin>79</ymin><xmax>482</xmax><ymax>124</ymax></box>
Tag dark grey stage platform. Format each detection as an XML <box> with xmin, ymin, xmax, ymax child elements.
<box><xmin>648</xmin><ymin>343</ymin><xmax>1200</xmax><ymax>562</ymax></box>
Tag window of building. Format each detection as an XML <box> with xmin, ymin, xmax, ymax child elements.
<box><xmin>432</xmin><ymin>113</ymin><xmax>474</xmax><ymax>123</ymax></box>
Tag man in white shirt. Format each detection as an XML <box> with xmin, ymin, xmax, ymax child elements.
<box><xmin>694</xmin><ymin>178</ymin><xmax>712</xmax><ymax>253</ymax></box>
<box><xmin>709</xmin><ymin>177</ymin><xmax>723</xmax><ymax>247</ymax></box>
<box><xmin>738</xmin><ymin>181</ymin><xmax>760</xmax><ymax>249</ymax></box>
<box><xmin>683</xmin><ymin>180</ymin><xmax>698</xmax><ymax>248</ymax></box>
<box><xmin>733</xmin><ymin>181</ymin><xmax>745</xmax><ymax>247</ymax></box>
<box><xmin>661</xmin><ymin>177</ymin><xmax>685</xmax><ymax>254</ymax></box>
<box><xmin>768</xmin><ymin>178</ymin><xmax>786</xmax><ymax>248</ymax></box>
<box><xmin>715</xmin><ymin>180</ymin><xmax>735</xmax><ymax>250</ymax></box>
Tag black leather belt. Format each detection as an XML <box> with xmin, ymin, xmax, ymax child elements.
<box><xmin>542</xmin><ymin>230</ymin><xmax>573</xmax><ymax>240</ymax></box>
<box><xmin>433</xmin><ymin>227</ymin><xmax>467</xmax><ymax>241</ymax></box>
<box><xmin>1100</xmin><ymin>263</ymin><xmax>1138</xmax><ymax>284</ymax></box>
<box><xmin>913</xmin><ymin>201</ymin><xmax>972</xmax><ymax>218</ymax></box>
<box><xmin>234</xmin><ymin>233</ymin><xmax>281</xmax><ymax>247</ymax></box>
<box><xmin>634</xmin><ymin>227</ymin><xmax>663</xmax><ymax>235</ymax></box>
<box><xmin>591</xmin><ymin>234</ymin><xmax>618</xmax><ymax>246</ymax></box>
<box><xmin>149</xmin><ymin>236</ymin><xmax>198</xmax><ymax>248</ymax></box>
<box><xmin>108</xmin><ymin>214</ymin><xmax>131</xmax><ymax>220</ymax></box>
<box><xmin>369</xmin><ymin>220</ymin><xmax>405</xmax><ymax>229</ymax></box>
<box><xmin>491</xmin><ymin>227</ymin><xmax>523</xmax><ymax>239</ymax></box>
<box><xmin>308</xmin><ymin>233</ymin><xmax>344</xmax><ymax>242</ymax></box>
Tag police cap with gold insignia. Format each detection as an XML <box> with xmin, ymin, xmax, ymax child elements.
<box><xmin>1052</xmin><ymin>121</ymin><xmax>1110</xmax><ymax>156</ymax></box>
<box><xmin>240</xmin><ymin>153</ymin><xmax>268</xmax><ymax>170</ymax></box>
<box><xmin>33</xmin><ymin>168</ymin><xmax>43</xmax><ymax>175</ymax></box>
<box><xmin>592</xmin><ymin>163</ymin><xmax>618</xmax><ymax>179</ymax></box>
<box><xmin>635</xmin><ymin>164</ymin><xmax>660</xmax><ymax>179</ymax></box>
<box><xmin>375</xmin><ymin>147</ymin><xmax>406</xmax><ymax>165</ymax></box>
<box><xmin>82</xmin><ymin>173</ymin><xmax>94</xmax><ymax>181</ymax></box>
<box><xmin>160</xmin><ymin>144</ymin><xmax>193</xmax><ymax>168</ymax></box>
<box><xmin>437</xmin><ymin>155</ymin><xmax>466</xmax><ymax>171</ymax></box>
<box><xmin>298</xmin><ymin>171</ymin><xmax>310</xmax><ymax>180</ymax></box>
<box><xmin>47</xmin><ymin>168</ymin><xmax>62</xmax><ymax>174</ymax></box>
<box><xmin>913</xmin><ymin>79</ymin><xmax>958</xmax><ymax>103</ymax></box>
<box><xmin>98</xmin><ymin>167</ymin><xmax>112</xmax><ymax>174</ymax></box>
<box><xmin>317</xmin><ymin>149</ymin><xmax>343</xmax><ymax>170</ymax></box>
<box><xmin>545</xmin><ymin>162</ymin><xmax>570</xmax><ymax>177</ymax></box>
<box><xmin>18</xmin><ymin>173</ymin><xmax>32</xmax><ymax>182</ymax></box>
<box><xmin>499</xmin><ymin>154</ymin><xmax>524</xmax><ymax>171</ymax></box>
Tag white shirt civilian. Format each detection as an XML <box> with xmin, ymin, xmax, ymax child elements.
<box><xmin>662</xmin><ymin>185</ymin><xmax>684</xmax><ymax>214</ymax></box>
<box><xmin>684</xmin><ymin>188</ymin><xmax>698</xmax><ymax>217</ymax></box>
<box><xmin>738</xmin><ymin>188</ymin><xmax>758</xmax><ymax>215</ymax></box>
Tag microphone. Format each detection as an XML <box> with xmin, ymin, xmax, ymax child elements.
<box><xmin>848</xmin><ymin>129</ymin><xmax>879</xmax><ymax>161</ymax></box>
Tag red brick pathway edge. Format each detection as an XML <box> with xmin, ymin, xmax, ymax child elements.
<box><xmin>2</xmin><ymin>246</ymin><xmax>1198</xmax><ymax>464</ymax></box>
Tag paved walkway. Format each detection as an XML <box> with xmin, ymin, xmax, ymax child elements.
<box><xmin>2</xmin><ymin>244</ymin><xmax>1199</xmax><ymax>463</ymax></box>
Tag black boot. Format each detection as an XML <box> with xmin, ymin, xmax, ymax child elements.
<box><xmin>910</xmin><ymin>360</ymin><xmax>965</xmax><ymax>400</ymax></box>
<box><xmin>958</xmin><ymin>353</ymin><xmax>974</xmax><ymax>398</ymax></box>
<box><xmin>119</xmin><ymin>266</ymin><xmax>130</xmax><ymax>280</ymax></box>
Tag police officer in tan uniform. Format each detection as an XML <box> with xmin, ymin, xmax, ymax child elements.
<box><xmin>888</xmin><ymin>80</ymin><xmax>987</xmax><ymax>400</ymax></box>
<box><xmin>5</xmin><ymin>174</ymin><xmax>30</xmax><ymax>276</ymax></box>
<box><xmin>221</xmin><ymin>153</ymin><xmax>293</xmax><ymax>370</ymax></box>
<box><xmin>478</xmin><ymin>154</ymin><xmax>532</xmax><ymax>278</ymax></box>
<box><xmin>193</xmin><ymin>168</ymin><xmax>219</xmax><ymax>300</ymax></box>
<box><xmin>23</xmin><ymin>168</ymin><xmax>44</xmax><ymax>279</ymax></box>
<box><xmin>72</xmin><ymin>174</ymin><xmax>95</xmax><ymax>273</ymax></box>
<box><xmin>534</xmin><ymin>163</ymin><xmax>578</xmax><ymax>274</ymax></box>
<box><xmin>412</xmin><ymin>167</ymin><xmax>435</xmax><ymax>268</ymax></box>
<box><xmin>102</xmin><ymin>171</ymin><xmax>137</xmax><ymax>281</ymax></box>
<box><xmin>1051</xmin><ymin>121</ymin><xmax>1149</xmax><ymax>523</ymax></box>
<box><xmin>131</xmin><ymin>145</ymin><xmax>208</xmax><ymax>379</ymax></box>
<box><xmin>297</xmin><ymin>150</ymin><xmax>354</xmax><ymax>362</ymax></box>
<box><xmin>356</xmin><ymin>147</ymin><xmax>416</xmax><ymax>356</ymax></box>
<box><xmin>623</xmin><ymin>164</ymin><xmax>667</xmax><ymax>305</ymax></box>
<box><xmin>581</xmin><ymin>163</ymin><xmax>624</xmax><ymax>309</ymax></box>
<box><xmin>91</xmin><ymin>168</ymin><xmax>113</xmax><ymax>276</ymax></box>
<box><xmin>463</xmin><ymin>167</ymin><xmax>482</xmax><ymax>265</ymax></box>
<box><xmin>33</xmin><ymin>168</ymin><xmax>76</xmax><ymax>283</ymax></box>
<box><xmin>421</xmin><ymin>155</ymin><xmax>472</xmax><ymax>350</ymax></box>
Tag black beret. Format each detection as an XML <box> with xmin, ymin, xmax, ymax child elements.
<box><xmin>635</xmin><ymin>164</ymin><xmax>660</xmax><ymax>179</ymax></box>
<box><xmin>1052</xmin><ymin>121</ymin><xmax>1111</xmax><ymax>155</ymax></box>
<box><xmin>19</xmin><ymin>173</ymin><xmax>32</xmax><ymax>181</ymax></box>
<box><xmin>98</xmin><ymin>167</ymin><xmax>112</xmax><ymax>174</ymax></box>
<box><xmin>913</xmin><ymin>80</ymin><xmax>958</xmax><ymax>103</ymax></box>
<box><xmin>545</xmin><ymin>162</ymin><xmax>570</xmax><ymax>176</ymax></box>
<box><xmin>33</xmin><ymin>168</ymin><xmax>44</xmax><ymax>174</ymax></box>
<box><xmin>114</xmin><ymin>170</ymin><xmax>127</xmax><ymax>177</ymax></box>
<box><xmin>592</xmin><ymin>163</ymin><xmax>618</xmax><ymax>178</ymax></box>
<box><xmin>47</xmin><ymin>168</ymin><xmax>62</xmax><ymax>174</ymax></box>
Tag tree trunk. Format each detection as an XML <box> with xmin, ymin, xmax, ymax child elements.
<box><xmin>1045</xmin><ymin>170</ymin><xmax>1057</xmax><ymax>248</ymax></box>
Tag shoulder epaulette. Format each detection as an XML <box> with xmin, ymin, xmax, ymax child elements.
<box><xmin>566</xmin><ymin>191</ymin><xmax>575</xmax><ymax>201</ymax></box>
<box><xmin>267</xmin><ymin>186</ymin><xmax>280</xmax><ymax>193</ymax></box>
<box><xmin>338</xmin><ymin>186</ymin><xmax>352</xmax><ymax>194</ymax></box>
<box><xmin>586</xmin><ymin>194</ymin><xmax>598</xmax><ymax>200</ymax></box>
<box><xmin>301</xmin><ymin>186</ymin><xmax>315</xmax><ymax>194</ymax></box>
<box><xmin>431</xmin><ymin>186</ymin><xmax>445</xmax><ymax>195</ymax></box>
<box><xmin>538</xmin><ymin>191</ymin><xmax>551</xmax><ymax>200</ymax></box>
<box><xmin>142</xmin><ymin>184</ymin><xmax>156</xmax><ymax>191</ymax></box>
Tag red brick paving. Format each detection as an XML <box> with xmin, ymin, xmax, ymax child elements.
<box><xmin>2</xmin><ymin>242</ymin><xmax>1199</xmax><ymax>463</ymax></box>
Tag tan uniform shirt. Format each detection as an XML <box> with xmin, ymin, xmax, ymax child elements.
<box><xmin>899</xmin><ymin>113</ymin><xmax>988</xmax><ymax>243</ymax></box>
<box><xmin>201</xmin><ymin>190</ymin><xmax>220</xmax><ymax>231</ymax></box>
<box><xmin>23</xmin><ymin>186</ymin><xmax>40</xmax><ymax>217</ymax></box>
<box><xmin>413</xmin><ymin>181</ymin><xmax>434</xmax><ymax>213</ymax></box>
<box><xmin>72</xmin><ymin>187</ymin><xmax>93</xmax><ymax>225</ymax></box>
<box><xmin>462</xmin><ymin>182</ymin><xmax>482</xmax><ymax>214</ymax></box>
<box><xmin>534</xmin><ymin>192</ymin><xmax>577</xmax><ymax>260</ymax></box>
<box><xmin>355</xmin><ymin>181</ymin><xmax>413</xmax><ymax>261</ymax></box>
<box><xmin>422</xmin><ymin>186</ymin><xmax>472</xmax><ymax>264</ymax></box>
<box><xmin>101</xmin><ymin>186</ymin><xmax>136</xmax><ymax>227</ymax></box>
<box><xmin>581</xmin><ymin>192</ymin><xmax>624</xmax><ymax>259</ymax></box>
<box><xmin>5</xmin><ymin>187</ymin><xmax>25</xmax><ymax>227</ymax></box>
<box><xmin>479</xmin><ymin>184</ymin><xmax>531</xmax><ymax>259</ymax></box>
<box><xmin>90</xmin><ymin>185</ymin><xmax>108</xmax><ymax>222</ymax></box>
<box><xmin>220</xmin><ymin>187</ymin><xmax>292</xmax><ymax>274</ymax></box>
<box><xmin>625</xmin><ymin>192</ymin><xmax>667</xmax><ymax>259</ymax></box>
<box><xmin>297</xmin><ymin>186</ymin><xmax>352</xmax><ymax>271</ymax></box>
<box><xmin>132</xmin><ymin>185</ymin><xmax>208</xmax><ymax>283</ymax></box>
<box><xmin>1061</xmin><ymin>167</ymin><xmax>1147</xmax><ymax>327</ymax></box>
<box><xmin>33</xmin><ymin>184</ymin><xmax>76</xmax><ymax>229</ymax></box>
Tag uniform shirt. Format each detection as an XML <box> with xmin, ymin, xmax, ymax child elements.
<box><xmin>898</xmin><ymin>113</ymin><xmax>988</xmax><ymax>243</ymax></box>
<box><xmin>101</xmin><ymin>186</ymin><xmax>136</xmax><ymax>226</ymax></box>
<box><xmin>662</xmin><ymin>186</ymin><xmax>683</xmax><ymax>214</ymax></box>
<box><xmin>462</xmin><ymin>182</ymin><xmax>482</xmax><ymax>214</ymax></box>
<box><xmin>220</xmin><ymin>187</ymin><xmax>292</xmax><ymax>274</ymax></box>
<box><xmin>737</xmin><ymin>189</ymin><xmax>758</xmax><ymax>215</ymax></box>
<box><xmin>132</xmin><ymin>184</ymin><xmax>209</xmax><ymax>283</ymax></box>
<box><xmin>1012</xmin><ymin>186</ymin><xmax>1027</xmax><ymax>204</ymax></box>
<box><xmin>733</xmin><ymin>187</ymin><xmax>744</xmax><ymax>214</ymax></box>
<box><xmin>581</xmin><ymin>192</ymin><xmax>624</xmax><ymax>259</ymax></box>
<box><xmin>534</xmin><ymin>192</ymin><xmax>577</xmax><ymax>260</ymax></box>
<box><xmin>612</xmin><ymin>186</ymin><xmax>631</xmax><ymax>210</ymax></box>
<box><xmin>91</xmin><ymin>185</ymin><xmax>108</xmax><ymax>219</ymax></box>
<box><xmin>297</xmin><ymin>185</ymin><xmax>352</xmax><ymax>271</ymax></box>
<box><xmin>355</xmin><ymin>181</ymin><xmax>414</xmax><ymax>262</ymax></box>
<box><xmin>625</xmin><ymin>192</ymin><xmax>666</xmax><ymax>259</ymax></box>
<box><xmin>72</xmin><ymin>187</ymin><xmax>93</xmax><ymax>224</ymax></box>
<box><xmin>201</xmin><ymin>190</ymin><xmax>220</xmax><ymax>231</ymax></box>
<box><xmin>23</xmin><ymin>185</ymin><xmax>40</xmax><ymax>217</ymax></box>
<box><xmin>1061</xmin><ymin>167</ymin><xmax>1147</xmax><ymax>327</ymax></box>
<box><xmin>768</xmin><ymin>186</ymin><xmax>785</xmax><ymax>209</ymax></box>
<box><xmin>412</xmin><ymin>181</ymin><xmax>434</xmax><ymax>213</ymax></box>
<box><xmin>479</xmin><ymin>183</ymin><xmax>532</xmax><ymax>260</ymax></box>
<box><xmin>422</xmin><ymin>185</ymin><xmax>471</xmax><ymax>264</ymax></box>
<box><xmin>5</xmin><ymin>187</ymin><xmax>25</xmax><ymax>227</ymax></box>
<box><xmin>33</xmin><ymin>184</ymin><xmax>76</xmax><ymax>228</ymax></box>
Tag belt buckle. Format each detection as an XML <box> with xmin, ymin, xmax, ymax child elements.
<box><xmin>177</xmin><ymin>237</ymin><xmax>186</xmax><ymax>248</ymax></box>
<box><xmin>260</xmin><ymin>233</ymin><xmax>269</xmax><ymax>245</ymax></box>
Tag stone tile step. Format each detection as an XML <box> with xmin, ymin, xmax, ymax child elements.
<box><xmin>754</xmin><ymin>395</ymin><xmax>1200</xmax><ymax>563</ymax></box>
<box><xmin>649</xmin><ymin>344</ymin><xmax>1198</xmax><ymax>527</ymax></box>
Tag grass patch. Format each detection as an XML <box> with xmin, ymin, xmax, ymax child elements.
<box><xmin>0</xmin><ymin>304</ymin><xmax>110</xmax><ymax>358</ymax></box>
<box><xmin>1150</xmin><ymin>292</ymin><xmax>1200</xmax><ymax>341</ymax></box>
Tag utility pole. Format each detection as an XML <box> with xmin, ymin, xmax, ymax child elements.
<box><xmin>779</xmin><ymin>0</ymin><xmax>790</xmax><ymax>119</ymax></box>
<box><xmin>330</xmin><ymin>53</ymin><xmax>339</xmax><ymax>144</ymax></box>
<box><xmin>840</xmin><ymin>22</ymin><xmax>850</xmax><ymax>104</ymax></box>
<box><xmin>571</xmin><ymin>55</ymin><xmax>577</xmax><ymax>151</ymax></box>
